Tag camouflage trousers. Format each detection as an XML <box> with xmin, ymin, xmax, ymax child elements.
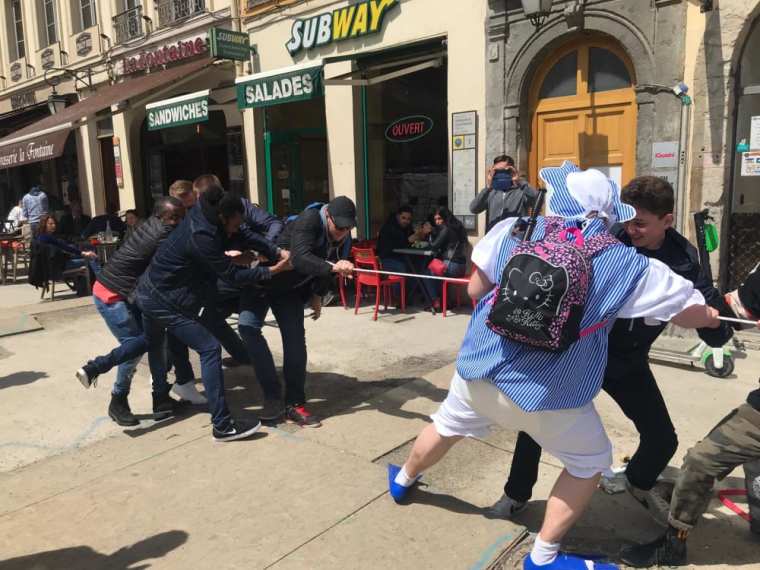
<box><xmin>669</xmin><ymin>403</ymin><xmax>760</xmax><ymax>531</ymax></box>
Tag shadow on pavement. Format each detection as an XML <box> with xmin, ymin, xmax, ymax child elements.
<box><xmin>0</xmin><ymin>529</ymin><xmax>188</xmax><ymax>570</ymax></box>
<box><xmin>408</xmin><ymin>487</ymin><xmax>485</xmax><ymax>515</ymax></box>
<box><xmin>0</xmin><ymin>371</ymin><xmax>49</xmax><ymax>390</ymax></box>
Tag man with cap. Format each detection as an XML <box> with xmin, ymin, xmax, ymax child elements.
<box><xmin>386</xmin><ymin>162</ymin><xmax>721</xmax><ymax>570</ymax></box>
<box><xmin>238</xmin><ymin>196</ymin><xmax>356</xmax><ymax>427</ymax></box>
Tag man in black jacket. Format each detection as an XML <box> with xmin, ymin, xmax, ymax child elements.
<box><xmin>377</xmin><ymin>205</ymin><xmax>430</xmax><ymax>274</ymax></box>
<box><xmin>75</xmin><ymin>196</ymin><xmax>186</xmax><ymax>426</ymax></box>
<box><xmin>491</xmin><ymin>176</ymin><xmax>735</xmax><ymax>524</ymax></box>
<box><xmin>238</xmin><ymin>196</ymin><xmax>356</xmax><ymax>428</ymax></box>
<box><xmin>136</xmin><ymin>186</ymin><xmax>291</xmax><ymax>442</ymax></box>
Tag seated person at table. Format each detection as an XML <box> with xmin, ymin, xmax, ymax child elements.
<box><xmin>423</xmin><ymin>207</ymin><xmax>468</xmax><ymax>309</ymax></box>
<box><xmin>58</xmin><ymin>200</ymin><xmax>91</xmax><ymax>238</ymax></box>
<box><xmin>377</xmin><ymin>206</ymin><xmax>431</xmax><ymax>273</ymax></box>
<box><xmin>82</xmin><ymin>210</ymin><xmax>127</xmax><ymax>239</ymax></box>
<box><xmin>35</xmin><ymin>214</ymin><xmax>97</xmax><ymax>293</ymax></box>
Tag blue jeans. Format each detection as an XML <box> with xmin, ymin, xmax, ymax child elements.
<box><xmin>238</xmin><ymin>289</ymin><xmax>307</xmax><ymax>405</ymax></box>
<box><xmin>138</xmin><ymin>293</ymin><xmax>231</xmax><ymax>429</ymax></box>
<box><xmin>92</xmin><ymin>297</ymin><xmax>149</xmax><ymax>396</ymax></box>
<box><xmin>423</xmin><ymin>260</ymin><xmax>467</xmax><ymax>300</ymax></box>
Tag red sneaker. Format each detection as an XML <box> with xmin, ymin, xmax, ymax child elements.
<box><xmin>285</xmin><ymin>404</ymin><xmax>322</xmax><ymax>428</ymax></box>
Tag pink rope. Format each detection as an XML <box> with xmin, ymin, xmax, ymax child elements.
<box><xmin>718</xmin><ymin>489</ymin><xmax>751</xmax><ymax>522</ymax></box>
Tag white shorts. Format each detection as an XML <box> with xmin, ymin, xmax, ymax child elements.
<box><xmin>431</xmin><ymin>372</ymin><xmax>612</xmax><ymax>479</ymax></box>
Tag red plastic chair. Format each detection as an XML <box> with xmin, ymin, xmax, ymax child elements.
<box><xmin>441</xmin><ymin>270</ymin><xmax>476</xmax><ymax>318</ymax></box>
<box><xmin>353</xmin><ymin>247</ymin><xmax>406</xmax><ymax>321</ymax></box>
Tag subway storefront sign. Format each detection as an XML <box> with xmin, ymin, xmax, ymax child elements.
<box><xmin>236</xmin><ymin>64</ymin><xmax>323</xmax><ymax>109</ymax></box>
<box><xmin>146</xmin><ymin>90</ymin><xmax>210</xmax><ymax>131</ymax></box>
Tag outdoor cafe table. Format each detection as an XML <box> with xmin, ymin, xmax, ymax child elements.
<box><xmin>0</xmin><ymin>232</ymin><xmax>22</xmax><ymax>285</ymax></box>
<box><xmin>391</xmin><ymin>247</ymin><xmax>437</xmax><ymax>314</ymax></box>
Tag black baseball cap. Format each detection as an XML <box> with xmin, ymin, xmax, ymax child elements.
<box><xmin>327</xmin><ymin>196</ymin><xmax>357</xmax><ymax>229</ymax></box>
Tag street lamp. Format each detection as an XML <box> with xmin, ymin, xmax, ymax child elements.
<box><xmin>521</xmin><ymin>0</ymin><xmax>553</xmax><ymax>29</ymax></box>
<box><xmin>47</xmin><ymin>92</ymin><xmax>69</xmax><ymax>115</ymax></box>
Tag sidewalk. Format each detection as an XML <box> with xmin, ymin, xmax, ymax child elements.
<box><xmin>0</xmin><ymin>301</ymin><xmax>759</xmax><ymax>568</ymax></box>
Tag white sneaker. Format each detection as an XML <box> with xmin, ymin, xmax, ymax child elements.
<box><xmin>486</xmin><ymin>494</ymin><xmax>527</xmax><ymax>519</ymax></box>
<box><xmin>171</xmin><ymin>381</ymin><xmax>208</xmax><ymax>405</ymax></box>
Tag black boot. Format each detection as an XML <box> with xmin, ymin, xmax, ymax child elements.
<box><xmin>108</xmin><ymin>393</ymin><xmax>138</xmax><ymax>426</ymax></box>
<box><xmin>152</xmin><ymin>390</ymin><xmax>185</xmax><ymax>415</ymax></box>
<box><xmin>620</xmin><ymin>526</ymin><xmax>688</xmax><ymax>568</ymax></box>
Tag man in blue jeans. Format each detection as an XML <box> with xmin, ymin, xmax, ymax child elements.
<box><xmin>239</xmin><ymin>197</ymin><xmax>356</xmax><ymax>428</ymax></box>
<box><xmin>78</xmin><ymin>196</ymin><xmax>189</xmax><ymax>426</ymax></box>
<box><xmin>136</xmin><ymin>186</ymin><xmax>292</xmax><ymax>442</ymax></box>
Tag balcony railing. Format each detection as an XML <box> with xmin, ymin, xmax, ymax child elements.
<box><xmin>157</xmin><ymin>0</ymin><xmax>206</xmax><ymax>27</ymax></box>
<box><xmin>113</xmin><ymin>6</ymin><xmax>145</xmax><ymax>44</ymax></box>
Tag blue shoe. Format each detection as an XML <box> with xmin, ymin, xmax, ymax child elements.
<box><xmin>387</xmin><ymin>463</ymin><xmax>420</xmax><ymax>503</ymax></box>
<box><xmin>523</xmin><ymin>553</ymin><xmax>618</xmax><ymax>570</ymax></box>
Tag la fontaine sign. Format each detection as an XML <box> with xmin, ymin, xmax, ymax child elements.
<box><xmin>121</xmin><ymin>35</ymin><xmax>208</xmax><ymax>75</ymax></box>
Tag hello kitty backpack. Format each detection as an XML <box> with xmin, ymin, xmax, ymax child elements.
<box><xmin>486</xmin><ymin>216</ymin><xmax>619</xmax><ymax>352</ymax></box>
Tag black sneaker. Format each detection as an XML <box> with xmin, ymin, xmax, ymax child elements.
<box><xmin>259</xmin><ymin>399</ymin><xmax>284</xmax><ymax>421</ymax></box>
<box><xmin>108</xmin><ymin>393</ymin><xmax>138</xmax><ymax>427</ymax></box>
<box><xmin>285</xmin><ymin>404</ymin><xmax>322</xmax><ymax>428</ymax></box>
<box><xmin>222</xmin><ymin>356</ymin><xmax>242</xmax><ymax>368</ymax></box>
<box><xmin>152</xmin><ymin>391</ymin><xmax>186</xmax><ymax>416</ymax></box>
<box><xmin>212</xmin><ymin>418</ymin><xmax>261</xmax><ymax>442</ymax></box>
<box><xmin>620</xmin><ymin>527</ymin><xmax>688</xmax><ymax>568</ymax></box>
<box><xmin>75</xmin><ymin>363</ymin><xmax>98</xmax><ymax>389</ymax></box>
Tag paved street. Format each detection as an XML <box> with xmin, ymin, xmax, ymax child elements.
<box><xmin>0</xmin><ymin>291</ymin><xmax>759</xmax><ymax>569</ymax></box>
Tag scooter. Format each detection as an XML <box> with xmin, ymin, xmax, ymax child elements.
<box><xmin>648</xmin><ymin>209</ymin><xmax>739</xmax><ymax>378</ymax></box>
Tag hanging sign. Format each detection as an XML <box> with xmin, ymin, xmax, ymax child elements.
<box><xmin>285</xmin><ymin>0</ymin><xmax>399</xmax><ymax>56</ymax></box>
<box><xmin>113</xmin><ymin>137</ymin><xmax>124</xmax><ymax>188</ymax></box>
<box><xmin>384</xmin><ymin>115</ymin><xmax>434</xmax><ymax>143</ymax></box>
<box><xmin>209</xmin><ymin>27</ymin><xmax>251</xmax><ymax>61</ymax></box>
<box><xmin>236</xmin><ymin>64</ymin><xmax>323</xmax><ymax>109</ymax></box>
<box><xmin>146</xmin><ymin>90</ymin><xmax>210</xmax><ymax>131</ymax></box>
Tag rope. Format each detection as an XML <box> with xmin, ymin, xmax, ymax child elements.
<box><xmin>326</xmin><ymin>261</ymin><xmax>469</xmax><ymax>284</ymax></box>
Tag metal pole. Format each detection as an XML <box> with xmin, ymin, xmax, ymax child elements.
<box><xmin>676</xmin><ymin>97</ymin><xmax>691</xmax><ymax>233</ymax></box>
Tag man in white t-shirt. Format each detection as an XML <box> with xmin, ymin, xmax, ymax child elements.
<box><xmin>387</xmin><ymin>162</ymin><xmax>720</xmax><ymax>570</ymax></box>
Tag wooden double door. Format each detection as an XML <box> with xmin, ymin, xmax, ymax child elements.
<box><xmin>529</xmin><ymin>39</ymin><xmax>637</xmax><ymax>189</ymax></box>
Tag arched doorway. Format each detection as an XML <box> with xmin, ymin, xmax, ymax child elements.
<box><xmin>529</xmin><ymin>37</ymin><xmax>637</xmax><ymax>188</ymax></box>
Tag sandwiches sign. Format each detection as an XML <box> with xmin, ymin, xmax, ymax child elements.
<box><xmin>285</xmin><ymin>0</ymin><xmax>398</xmax><ymax>56</ymax></box>
<box><xmin>146</xmin><ymin>90</ymin><xmax>210</xmax><ymax>131</ymax></box>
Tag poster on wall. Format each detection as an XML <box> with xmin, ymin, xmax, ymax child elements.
<box><xmin>750</xmin><ymin>116</ymin><xmax>760</xmax><ymax>151</ymax></box>
<box><xmin>741</xmin><ymin>151</ymin><xmax>760</xmax><ymax>176</ymax></box>
<box><xmin>451</xmin><ymin>111</ymin><xmax>477</xmax><ymax>225</ymax></box>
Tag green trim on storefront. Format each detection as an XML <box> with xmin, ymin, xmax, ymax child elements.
<box><xmin>361</xmin><ymin>85</ymin><xmax>370</xmax><ymax>238</ymax></box>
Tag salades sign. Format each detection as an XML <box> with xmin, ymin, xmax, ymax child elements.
<box><xmin>385</xmin><ymin>115</ymin><xmax>434</xmax><ymax>143</ymax></box>
<box><xmin>236</xmin><ymin>64</ymin><xmax>323</xmax><ymax>109</ymax></box>
<box><xmin>121</xmin><ymin>35</ymin><xmax>208</xmax><ymax>75</ymax></box>
<box><xmin>285</xmin><ymin>0</ymin><xmax>398</xmax><ymax>56</ymax></box>
<box><xmin>146</xmin><ymin>90</ymin><xmax>210</xmax><ymax>131</ymax></box>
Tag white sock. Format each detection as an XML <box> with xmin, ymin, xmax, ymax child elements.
<box><xmin>530</xmin><ymin>535</ymin><xmax>561</xmax><ymax>566</ymax></box>
<box><xmin>393</xmin><ymin>465</ymin><xmax>418</xmax><ymax>487</ymax></box>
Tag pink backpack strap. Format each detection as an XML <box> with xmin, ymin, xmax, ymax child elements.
<box><xmin>581</xmin><ymin>232</ymin><xmax>620</xmax><ymax>257</ymax></box>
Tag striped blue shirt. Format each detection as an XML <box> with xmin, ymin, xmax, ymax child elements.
<box><xmin>456</xmin><ymin>217</ymin><xmax>649</xmax><ymax>412</ymax></box>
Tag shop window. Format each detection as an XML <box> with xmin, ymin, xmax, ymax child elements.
<box><xmin>588</xmin><ymin>47</ymin><xmax>631</xmax><ymax>93</ymax></box>
<box><xmin>539</xmin><ymin>51</ymin><xmax>577</xmax><ymax>99</ymax></box>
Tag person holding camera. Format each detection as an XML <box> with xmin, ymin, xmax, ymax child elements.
<box><xmin>470</xmin><ymin>154</ymin><xmax>539</xmax><ymax>232</ymax></box>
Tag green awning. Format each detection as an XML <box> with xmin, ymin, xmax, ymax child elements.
<box><xmin>145</xmin><ymin>89</ymin><xmax>210</xmax><ymax>131</ymax></box>
<box><xmin>235</xmin><ymin>61</ymin><xmax>323</xmax><ymax>109</ymax></box>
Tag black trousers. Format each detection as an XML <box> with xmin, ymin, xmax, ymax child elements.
<box><xmin>504</xmin><ymin>357</ymin><xmax>678</xmax><ymax>502</ymax></box>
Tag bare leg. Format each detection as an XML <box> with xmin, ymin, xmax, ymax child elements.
<box><xmin>403</xmin><ymin>424</ymin><xmax>462</xmax><ymax>477</ymax></box>
<box><xmin>538</xmin><ymin>469</ymin><xmax>600</xmax><ymax>543</ymax></box>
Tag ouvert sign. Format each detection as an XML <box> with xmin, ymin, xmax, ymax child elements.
<box><xmin>146</xmin><ymin>90</ymin><xmax>210</xmax><ymax>131</ymax></box>
<box><xmin>236</xmin><ymin>64</ymin><xmax>323</xmax><ymax>109</ymax></box>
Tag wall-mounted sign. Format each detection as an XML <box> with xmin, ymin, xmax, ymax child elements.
<box><xmin>10</xmin><ymin>62</ymin><xmax>22</xmax><ymax>82</ymax></box>
<box><xmin>750</xmin><ymin>115</ymin><xmax>760</xmax><ymax>151</ymax></box>
<box><xmin>146</xmin><ymin>90</ymin><xmax>210</xmax><ymax>131</ymax></box>
<box><xmin>652</xmin><ymin>141</ymin><xmax>679</xmax><ymax>169</ymax></box>
<box><xmin>741</xmin><ymin>151</ymin><xmax>760</xmax><ymax>177</ymax></box>
<box><xmin>286</xmin><ymin>0</ymin><xmax>399</xmax><ymax>56</ymax></box>
<box><xmin>113</xmin><ymin>137</ymin><xmax>124</xmax><ymax>188</ymax></box>
<box><xmin>10</xmin><ymin>91</ymin><xmax>37</xmax><ymax>110</ymax></box>
<box><xmin>451</xmin><ymin>111</ymin><xmax>478</xmax><ymax>219</ymax></box>
<box><xmin>209</xmin><ymin>27</ymin><xmax>251</xmax><ymax>61</ymax></box>
<box><xmin>76</xmin><ymin>32</ymin><xmax>93</xmax><ymax>56</ymax></box>
<box><xmin>41</xmin><ymin>48</ymin><xmax>55</xmax><ymax>70</ymax></box>
<box><xmin>121</xmin><ymin>35</ymin><xmax>208</xmax><ymax>75</ymax></box>
<box><xmin>236</xmin><ymin>64</ymin><xmax>323</xmax><ymax>109</ymax></box>
<box><xmin>384</xmin><ymin>115</ymin><xmax>433</xmax><ymax>143</ymax></box>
